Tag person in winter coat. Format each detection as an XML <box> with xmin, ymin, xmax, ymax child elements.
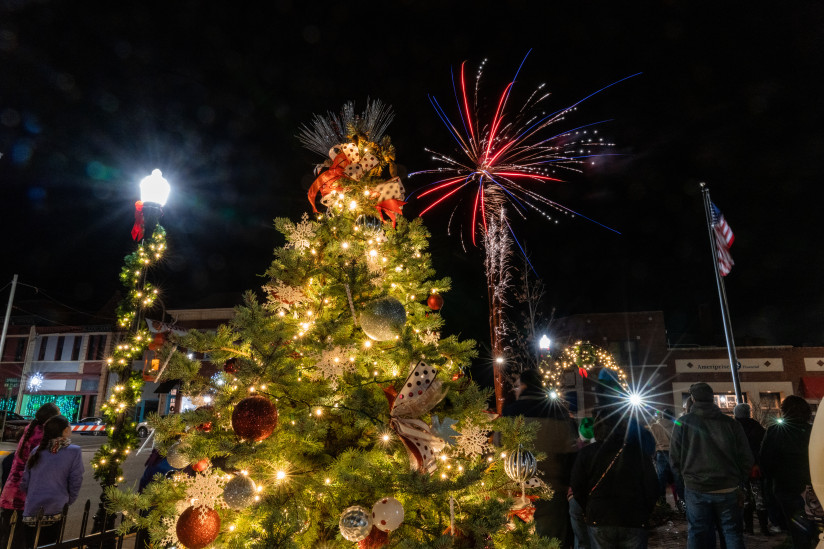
<box><xmin>20</xmin><ymin>415</ymin><xmax>84</xmax><ymax>548</ymax></box>
<box><xmin>0</xmin><ymin>403</ymin><xmax>60</xmax><ymax>548</ymax></box>
<box><xmin>570</xmin><ymin>411</ymin><xmax>659</xmax><ymax>548</ymax></box>
<box><xmin>647</xmin><ymin>408</ymin><xmax>682</xmax><ymax>509</ymax></box>
<box><xmin>733</xmin><ymin>403</ymin><xmax>770</xmax><ymax>536</ymax></box>
<box><xmin>670</xmin><ymin>382</ymin><xmax>753</xmax><ymax>549</ymax></box>
<box><xmin>502</xmin><ymin>369</ymin><xmax>579</xmax><ymax>547</ymax></box>
<box><xmin>759</xmin><ymin>395</ymin><xmax>817</xmax><ymax>548</ymax></box>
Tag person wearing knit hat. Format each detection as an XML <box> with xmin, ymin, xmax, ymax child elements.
<box><xmin>671</xmin><ymin>383</ymin><xmax>753</xmax><ymax>548</ymax></box>
<box><xmin>578</xmin><ymin>417</ymin><xmax>594</xmax><ymax>442</ymax></box>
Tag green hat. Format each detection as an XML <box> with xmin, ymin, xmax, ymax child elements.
<box><xmin>578</xmin><ymin>417</ymin><xmax>594</xmax><ymax>440</ymax></box>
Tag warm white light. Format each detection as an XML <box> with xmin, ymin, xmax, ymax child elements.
<box><xmin>276</xmin><ymin>471</ymin><xmax>286</xmax><ymax>480</ymax></box>
<box><xmin>629</xmin><ymin>393</ymin><xmax>643</xmax><ymax>407</ymax></box>
<box><xmin>139</xmin><ymin>169</ymin><xmax>171</xmax><ymax>206</ymax></box>
<box><xmin>495</xmin><ymin>357</ymin><xmax>504</xmax><ymax>364</ymax></box>
<box><xmin>539</xmin><ymin>335</ymin><xmax>551</xmax><ymax>350</ymax></box>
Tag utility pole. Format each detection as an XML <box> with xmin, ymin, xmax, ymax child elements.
<box><xmin>0</xmin><ymin>275</ymin><xmax>18</xmax><ymax>439</ymax></box>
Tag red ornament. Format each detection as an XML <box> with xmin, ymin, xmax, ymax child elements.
<box><xmin>358</xmin><ymin>526</ymin><xmax>389</xmax><ymax>549</ymax></box>
<box><xmin>578</xmin><ymin>367</ymin><xmax>588</xmax><ymax>378</ymax></box>
<box><xmin>176</xmin><ymin>506</ymin><xmax>220</xmax><ymax>549</ymax></box>
<box><xmin>148</xmin><ymin>332</ymin><xmax>167</xmax><ymax>351</ymax></box>
<box><xmin>231</xmin><ymin>395</ymin><xmax>278</xmax><ymax>441</ymax></box>
<box><xmin>196</xmin><ymin>405</ymin><xmax>214</xmax><ymax>432</ymax></box>
<box><xmin>224</xmin><ymin>358</ymin><xmax>238</xmax><ymax>374</ymax></box>
<box><xmin>191</xmin><ymin>458</ymin><xmax>210</xmax><ymax>472</ymax></box>
<box><xmin>427</xmin><ymin>293</ymin><xmax>444</xmax><ymax>311</ymax></box>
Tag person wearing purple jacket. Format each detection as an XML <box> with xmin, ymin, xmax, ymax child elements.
<box><xmin>19</xmin><ymin>415</ymin><xmax>84</xmax><ymax>548</ymax></box>
<box><xmin>0</xmin><ymin>403</ymin><xmax>60</xmax><ymax>548</ymax></box>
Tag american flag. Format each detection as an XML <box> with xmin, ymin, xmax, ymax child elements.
<box><xmin>711</xmin><ymin>202</ymin><xmax>734</xmax><ymax>276</ymax></box>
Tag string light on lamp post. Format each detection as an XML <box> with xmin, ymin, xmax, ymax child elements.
<box><xmin>27</xmin><ymin>372</ymin><xmax>44</xmax><ymax>392</ymax></box>
<box><xmin>93</xmin><ymin>169</ymin><xmax>172</xmax><ymax>535</ymax></box>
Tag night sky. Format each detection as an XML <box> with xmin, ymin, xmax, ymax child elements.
<box><xmin>2</xmin><ymin>1</ymin><xmax>824</xmax><ymax>348</ymax></box>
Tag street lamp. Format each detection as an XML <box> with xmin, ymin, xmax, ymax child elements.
<box><xmin>139</xmin><ymin>169</ymin><xmax>170</xmax><ymax>237</ymax></box>
<box><xmin>538</xmin><ymin>335</ymin><xmax>551</xmax><ymax>351</ymax></box>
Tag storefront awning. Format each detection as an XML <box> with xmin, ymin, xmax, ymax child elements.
<box><xmin>800</xmin><ymin>376</ymin><xmax>824</xmax><ymax>400</ymax></box>
<box><xmin>154</xmin><ymin>379</ymin><xmax>180</xmax><ymax>394</ymax></box>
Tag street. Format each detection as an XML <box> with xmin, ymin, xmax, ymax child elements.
<box><xmin>0</xmin><ymin>433</ymin><xmax>152</xmax><ymax>540</ymax></box>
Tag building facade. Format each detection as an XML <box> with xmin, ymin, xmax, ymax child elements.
<box><xmin>0</xmin><ymin>324</ymin><xmax>115</xmax><ymax>421</ymax></box>
<box><xmin>550</xmin><ymin>311</ymin><xmax>824</xmax><ymax>417</ymax></box>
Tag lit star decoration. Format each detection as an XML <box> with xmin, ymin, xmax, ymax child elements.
<box><xmin>27</xmin><ymin>372</ymin><xmax>44</xmax><ymax>392</ymax></box>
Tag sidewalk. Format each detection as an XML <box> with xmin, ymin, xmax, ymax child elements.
<box><xmin>646</xmin><ymin>500</ymin><xmax>790</xmax><ymax>549</ymax></box>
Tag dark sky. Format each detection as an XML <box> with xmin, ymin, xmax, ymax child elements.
<box><xmin>2</xmin><ymin>1</ymin><xmax>824</xmax><ymax>347</ymax></box>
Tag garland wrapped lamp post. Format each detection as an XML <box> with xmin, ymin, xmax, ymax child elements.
<box><xmin>92</xmin><ymin>170</ymin><xmax>170</xmax><ymax>537</ymax></box>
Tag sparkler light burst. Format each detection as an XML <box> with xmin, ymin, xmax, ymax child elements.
<box><xmin>412</xmin><ymin>52</ymin><xmax>638</xmax><ymax>245</ymax></box>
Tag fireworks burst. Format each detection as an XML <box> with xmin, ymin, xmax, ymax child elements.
<box><xmin>411</xmin><ymin>51</ymin><xmax>637</xmax><ymax>246</ymax></box>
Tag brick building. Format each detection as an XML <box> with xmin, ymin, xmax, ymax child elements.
<box><xmin>550</xmin><ymin>311</ymin><xmax>824</xmax><ymax>417</ymax></box>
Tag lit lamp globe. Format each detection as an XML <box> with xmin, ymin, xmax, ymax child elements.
<box><xmin>538</xmin><ymin>335</ymin><xmax>551</xmax><ymax>351</ymax></box>
<box><xmin>139</xmin><ymin>169</ymin><xmax>170</xmax><ymax>234</ymax></box>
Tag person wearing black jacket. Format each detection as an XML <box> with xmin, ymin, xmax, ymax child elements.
<box><xmin>570</xmin><ymin>411</ymin><xmax>658</xmax><ymax>548</ymax></box>
<box><xmin>760</xmin><ymin>395</ymin><xmax>817</xmax><ymax>548</ymax></box>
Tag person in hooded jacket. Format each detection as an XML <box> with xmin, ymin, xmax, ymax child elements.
<box><xmin>570</xmin><ymin>410</ymin><xmax>658</xmax><ymax>548</ymax></box>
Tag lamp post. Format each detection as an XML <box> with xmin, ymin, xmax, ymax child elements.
<box><xmin>93</xmin><ymin>169</ymin><xmax>170</xmax><ymax>543</ymax></box>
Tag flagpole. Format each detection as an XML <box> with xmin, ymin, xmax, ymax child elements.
<box><xmin>700</xmin><ymin>182</ymin><xmax>743</xmax><ymax>404</ymax></box>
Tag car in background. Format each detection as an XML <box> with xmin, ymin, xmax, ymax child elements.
<box><xmin>136</xmin><ymin>420</ymin><xmax>150</xmax><ymax>438</ymax></box>
<box><xmin>0</xmin><ymin>410</ymin><xmax>31</xmax><ymax>442</ymax></box>
<box><xmin>71</xmin><ymin>416</ymin><xmax>107</xmax><ymax>436</ymax></box>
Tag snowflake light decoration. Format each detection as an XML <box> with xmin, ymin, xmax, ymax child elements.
<box><xmin>454</xmin><ymin>422</ymin><xmax>492</xmax><ymax>459</ymax></box>
<box><xmin>283</xmin><ymin>212</ymin><xmax>317</xmax><ymax>250</ymax></box>
<box><xmin>313</xmin><ymin>345</ymin><xmax>357</xmax><ymax>379</ymax></box>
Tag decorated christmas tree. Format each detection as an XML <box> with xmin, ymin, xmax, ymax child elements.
<box><xmin>108</xmin><ymin>101</ymin><xmax>556</xmax><ymax>548</ymax></box>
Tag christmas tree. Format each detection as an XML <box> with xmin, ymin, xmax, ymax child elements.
<box><xmin>108</xmin><ymin>101</ymin><xmax>556</xmax><ymax>548</ymax></box>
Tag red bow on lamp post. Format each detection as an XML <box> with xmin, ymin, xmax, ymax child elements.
<box><xmin>131</xmin><ymin>201</ymin><xmax>145</xmax><ymax>241</ymax></box>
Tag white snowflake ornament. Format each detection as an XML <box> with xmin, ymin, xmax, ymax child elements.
<box><xmin>454</xmin><ymin>422</ymin><xmax>492</xmax><ymax>459</ymax></box>
<box><xmin>176</xmin><ymin>471</ymin><xmax>228</xmax><ymax>517</ymax></box>
<box><xmin>284</xmin><ymin>212</ymin><xmax>317</xmax><ymax>250</ymax></box>
<box><xmin>264</xmin><ymin>280</ymin><xmax>308</xmax><ymax>312</ymax></box>
<box><xmin>314</xmin><ymin>345</ymin><xmax>357</xmax><ymax>379</ymax></box>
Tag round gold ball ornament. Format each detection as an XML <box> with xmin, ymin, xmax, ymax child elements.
<box><xmin>176</xmin><ymin>506</ymin><xmax>221</xmax><ymax>549</ymax></box>
<box><xmin>223</xmin><ymin>474</ymin><xmax>257</xmax><ymax>510</ymax></box>
<box><xmin>166</xmin><ymin>441</ymin><xmax>190</xmax><ymax>469</ymax></box>
<box><xmin>359</xmin><ymin>297</ymin><xmax>406</xmax><ymax>341</ymax></box>
<box><xmin>339</xmin><ymin>505</ymin><xmax>373</xmax><ymax>542</ymax></box>
<box><xmin>231</xmin><ymin>395</ymin><xmax>278</xmax><ymax>441</ymax></box>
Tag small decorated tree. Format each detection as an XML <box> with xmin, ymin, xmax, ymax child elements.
<box><xmin>107</xmin><ymin>101</ymin><xmax>557</xmax><ymax>548</ymax></box>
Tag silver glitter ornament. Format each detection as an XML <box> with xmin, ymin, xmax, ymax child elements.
<box><xmin>166</xmin><ymin>441</ymin><xmax>190</xmax><ymax>469</ymax></box>
<box><xmin>503</xmin><ymin>446</ymin><xmax>537</xmax><ymax>483</ymax></box>
<box><xmin>339</xmin><ymin>505</ymin><xmax>372</xmax><ymax>542</ymax></box>
<box><xmin>223</xmin><ymin>475</ymin><xmax>257</xmax><ymax>510</ymax></box>
<box><xmin>359</xmin><ymin>297</ymin><xmax>406</xmax><ymax>341</ymax></box>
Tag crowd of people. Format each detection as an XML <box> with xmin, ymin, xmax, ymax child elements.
<box><xmin>503</xmin><ymin>372</ymin><xmax>822</xmax><ymax>549</ymax></box>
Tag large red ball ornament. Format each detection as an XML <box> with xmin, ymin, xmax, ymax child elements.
<box><xmin>427</xmin><ymin>293</ymin><xmax>444</xmax><ymax>311</ymax></box>
<box><xmin>176</xmin><ymin>506</ymin><xmax>220</xmax><ymax>549</ymax></box>
<box><xmin>191</xmin><ymin>458</ymin><xmax>210</xmax><ymax>472</ymax></box>
<box><xmin>231</xmin><ymin>395</ymin><xmax>278</xmax><ymax>441</ymax></box>
<box><xmin>358</xmin><ymin>526</ymin><xmax>390</xmax><ymax>549</ymax></box>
